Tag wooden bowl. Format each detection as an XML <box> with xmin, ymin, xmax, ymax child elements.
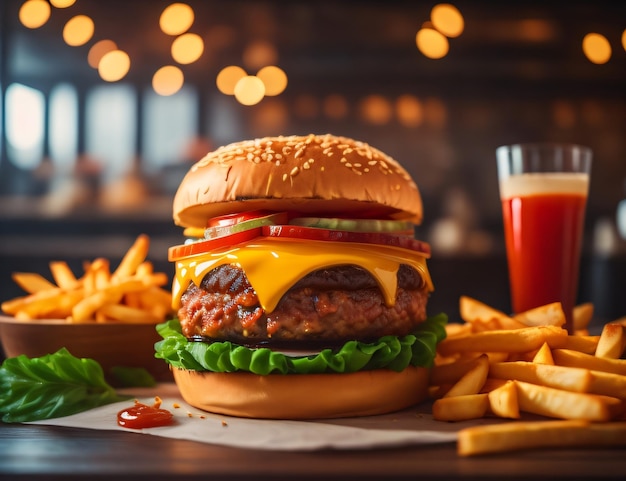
<box><xmin>0</xmin><ymin>316</ymin><xmax>171</xmax><ymax>384</ymax></box>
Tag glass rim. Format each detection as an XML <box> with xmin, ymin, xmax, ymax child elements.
<box><xmin>496</xmin><ymin>142</ymin><xmax>592</xmax><ymax>157</ymax></box>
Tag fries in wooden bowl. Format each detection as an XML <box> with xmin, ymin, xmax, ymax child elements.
<box><xmin>0</xmin><ymin>235</ymin><xmax>174</xmax><ymax>382</ymax></box>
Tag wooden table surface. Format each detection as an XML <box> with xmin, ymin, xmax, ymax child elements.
<box><xmin>1</xmin><ymin>421</ymin><xmax>624</xmax><ymax>481</ymax></box>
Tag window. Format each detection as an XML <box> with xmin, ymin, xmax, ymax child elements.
<box><xmin>85</xmin><ymin>84</ymin><xmax>136</xmax><ymax>179</ymax></box>
<box><xmin>142</xmin><ymin>86</ymin><xmax>198</xmax><ymax>172</ymax></box>
<box><xmin>49</xmin><ymin>83</ymin><xmax>78</xmax><ymax>174</ymax></box>
<box><xmin>6</xmin><ymin>82</ymin><xmax>45</xmax><ymax>169</ymax></box>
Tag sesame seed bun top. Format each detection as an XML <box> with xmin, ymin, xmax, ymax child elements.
<box><xmin>172</xmin><ymin>133</ymin><xmax>423</xmax><ymax>229</ymax></box>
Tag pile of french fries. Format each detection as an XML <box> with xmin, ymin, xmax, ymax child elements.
<box><xmin>1</xmin><ymin>234</ymin><xmax>173</xmax><ymax>324</ymax></box>
<box><xmin>431</xmin><ymin>296</ymin><xmax>626</xmax><ymax>456</ymax></box>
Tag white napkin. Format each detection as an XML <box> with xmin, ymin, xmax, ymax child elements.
<box><xmin>28</xmin><ymin>383</ymin><xmax>466</xmax><ymax>451</ymax></box>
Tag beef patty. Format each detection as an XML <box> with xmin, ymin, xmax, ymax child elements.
<box><xmin>177</xmin><ymin>264</ymin><xmax>429</xmax><ymax>347</ymax></box>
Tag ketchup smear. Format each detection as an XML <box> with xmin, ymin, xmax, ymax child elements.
<box><xmin>117</xmin><ymin>397</ymin><xmax>174</xmax><ymax>429</ymax></box>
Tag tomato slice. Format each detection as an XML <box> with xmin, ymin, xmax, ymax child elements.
<box><xmin>262</xmin><ymin>225</ymin><xmax>431</xmax><ymax>256</ymax></box>
<box><xmin>168</xmin><ymin>228</ymin><xmax>260</xmax><ymax>261</ymax></box>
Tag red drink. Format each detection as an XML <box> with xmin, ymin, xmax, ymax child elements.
<box><xmin>500</xmin><ymin>173</ymin><xmax>589</xmax><ymax>330</ymax></box>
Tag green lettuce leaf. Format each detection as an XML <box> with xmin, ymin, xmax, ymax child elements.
<box><xmin>0</xmin><ymin>348</ymin><xmax>129</xmax><ymax>423</ymax></box>
<box><xmin>154</xmin><ymin>313</ymin><xmax>447</xmax><ymax>375</ymax></box>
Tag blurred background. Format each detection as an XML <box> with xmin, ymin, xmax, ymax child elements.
<box><xmin>0</xmin><ymin>0</ymin><xmax>625</xmax><ymax>324</ymax></box>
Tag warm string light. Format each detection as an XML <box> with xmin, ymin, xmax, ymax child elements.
<box><xmin>152</xmin><ymin>66</ymin><xmax>184</xmax><ymax>96</ymax></box>
<box><xmin>18</xmin><ymin>0</ymin><xmax>51</xmax><ymax>29</ymax></box>
<box><xmin>63</xmin><ymin>15</ymin><xmax>95</xmax><ymax>47</ymax></box>
<box><xmin>415</xmin><ymin>3</ymin><xmax>464</xmax><ymax>59</ymax></box>
<box><xmin>216</xmin><ymin>65</ymin><xmax>288</xmax><ymax>106</ymax></box>
<box><xmin>159</xmin><ymin>3</ymin><xmax>194</xmax><ymax>36</ymax></box>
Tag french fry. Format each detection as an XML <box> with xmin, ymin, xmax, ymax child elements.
<box><xmin>459</xmin><ymin>296</ymin><xmax>526</xmax><ymax>330</ymax></box>
<box><xmin>443</xmin><ymin>354</ymin><xmax>489</xmax><ymax>398</ymax></box>
<box><xmin>10</xmin><ymin>272</ymin><xmax>56</xmax><ymax>294</ymax></box>
<box><xmin>431</xmin><ymin>355</ymin><xmax>486</xmax><ymax>386</ymax></box>
<box><xmin>513</xmin><ymin>302</ymin><xmax>566</xmax><ymax>327</ymax></box>
<box><xmin>532</xmin><ymin>342</ymin><xmax>555</xmax><ymax>365</ymax></box>
<box><xmin>515</xmin><ymin>380</ymin><xmax>618</xmax><ymax>421</ymax></box>
<box><xmin>480</xmin><ymin>378</ymin><xmax>508</xmax><ymax>392</ymax></box>
<box><xmin>71</xmin><ymin>279</ymin><xmax>145</xmax><ymax>322</ymax></box>
<box><xmin>457</xmin><ymin>420</ymin><xmax>626</xmax><ymax>456</ymax></box>
<box><xmin>595</xmin><ymin>323</ymin><xmax>625</xmax><ymax>359</ymax></box>
<box><xmin>553</xmin><ymin>349</ymin><xmax>626</xmax><ymax>377</ymax></box>
<box><xmin>573</xmin><ymin>302</ymin><xmax>594</xmax><ymax>331</ymax></box>
<box><xmin>437</xmin><ymin>325</ymin><xmax>568</xmax><ymax>357</ymax></box>
<box><xmin>444</xmin><ymin>322</ymin><xmax>472</xmax><ymax>339</ymax></box>
<box><xmin>587</xmin><ymin>369</ymin><xmax>626</xmax><ymax>400</ymax></box>
<box><xmin>489</xmin><ymin>361</ymin><xmax>592</xmax><ymax>393</ymax></box>
<box><xmin>487</xmin><ymin>380</ymin><xmax>520</xmax><ymax>419</ymax></box>
<box><xmin>49</xmin><ymin>261</ymin><xmax>79</xmax><ymax>289</ymax></box>
<box><xmin>560</xmin><ymin>335</ymin><xmax>600</xmax><ymax>355</ymax></box>
<box><xmin>111</xmin><ymin>234</ymin><xmax>150</xmax><ymax>281</ymax></box>
<box><xmin>97</xmin><ymin>304</ymin><xmax>161</xmax><ymax>324</ymax></box>
<box><xmin>432</xmin><ymin>393</ymin><xmax>489</xmax><ymax>422</ymax></box>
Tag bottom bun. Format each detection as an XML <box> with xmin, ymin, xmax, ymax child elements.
<box><xmin>172</xmin><ymin>366</ymin><xmax>429</xmax><ymax>419</ymax></box>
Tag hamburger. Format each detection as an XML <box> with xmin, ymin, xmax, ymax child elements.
<box><xmin>155</xmin><ymin>133</ymin><xmax>446</xmax><ymax>419</ymax></box>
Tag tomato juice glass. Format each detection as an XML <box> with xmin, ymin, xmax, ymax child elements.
<box><xmin>496</xmin><ymin>143</ymin><xmax>592</xmax><ymax>333</ymax></box>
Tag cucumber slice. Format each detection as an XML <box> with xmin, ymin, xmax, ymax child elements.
<box><xmin>205</xmin><ymin>212</ymin><xmax>288</xmax><ymax>239</ymax></box>
<box><xmin>289</xmin><ymin>217</ymin><xmax>414</xmax><ymax>234</ymax></box>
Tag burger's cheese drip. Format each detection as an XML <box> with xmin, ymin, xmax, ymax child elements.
<box><xmin>172</xmin><ymin>238</ymin><xmax>433</xmax><ymax>313</ymax></box>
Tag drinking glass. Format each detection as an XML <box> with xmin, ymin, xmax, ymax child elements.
<box><xmin>496</xmin><ymin>143</ymin><xmax>592</xmax><ymax>333</ymax></box>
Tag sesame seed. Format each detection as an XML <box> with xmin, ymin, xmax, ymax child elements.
<box><xmin>282</xmin><ymin>173</ymin><xmax>288</xmax><ymax>181</ymax></box>
<box><xmin>290</xmin><ymin>166</ymin><xmax>300</xmax><ymax>176</ymax></box>
<box><xmin>302</xmin><ymin>161</ymin><xmax>310</xmax><ymax>170</ymax></box>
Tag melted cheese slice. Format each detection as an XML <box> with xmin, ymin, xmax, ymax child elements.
<box><xmin>172</xmin><ymin>237</ymin><xmax>433</xmax><ymax>313</ymax></box>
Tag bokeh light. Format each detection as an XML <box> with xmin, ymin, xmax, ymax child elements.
<box><xmin>416</xmin><ymin>27</ymin><xmax>450</xmax><ymax>59</ymax></box>
<box><xmin>88</xmin><ymin>39</ymin><xmax>117</xmax><ymax>68</ymax></box>
<box><xmin>98</xmin><ymin>50</ymin><xmax>131</xmax><ymax>82</ymax></box>
<box><xmin>359</xmin><ymin>95</ymin><xmax>393</xmax><ymax>125</ymax></box>
<box><xmin>216</xmin><ymin>66</ymin><xmax>247</xmax><ymax>95</ymax></box>
<box><xmin>622</xmin><ymin>29</ymin><xmax>626</xmax><ymax>51</ymax></box>
<box><xmin>323</xmin><ymin>94</ymin><xmax>349</xmax><ymax>120</ymax></box>
<box><xmin>293</xmin><ymin>94</ymin><xmax>319</xmax><ymax>119</ymax></box>
<box><xmin>243</xmin><ymin>40</ymin><xmax>278</xmax><ymax>71</ymax></box>
<box><xmin>582</xmin><ymin>33</ymin><xmax>612</xmax><ymax>64</ymax></box>
<box><xmin>63</xmin><ymin>15</ymin><xmax>95</xmax><ymax>47</ymax></box>
<box><xmin>18</xmin><ymin>0</ymin><xmax>51</xmax><ymax>29</ymax></box>
<box><xmin>396</xmin><ymin>95</ymin><xmax>424</xmax><ymax>127</ymax></box>
<box><xmin>50</xmin><ymin>0</ymin><xmax>76</xmax><ymax>7</ymax></box>
<box><xmin>171</xmin><ymin>33</ymin><xmax>204</xmax><ymax>64</ymax></box>
<box><xmin>160</xmin><ymin>3</ymin><xmax>194</xmax><ymax>36</ymax></box>
<box><xmin>431</xmin><ymin>4</ymin><xmax>464</xmax><ymax>38</ymax></box>
<box><xmin>256</xmin><ymin>66</ymin><xmax>287</xmax><ymax>96</ymax></box>
<box><xmin>152</xmin><ymin>66</ymin><xmax>185</xmax><ymax>96</ymax></box>
<box><xmin>234</xmin><ymin>76</ymin><xmax>265</xmax><ymax>106</ymax></box>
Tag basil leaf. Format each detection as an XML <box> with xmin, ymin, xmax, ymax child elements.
<box><xmin>155</xmin><ymin>313</ymin><xmax>447</xmax><ymax>375</ymax></box>
<box><xmin>0</xmin><ymin>348</ymin><xmax>129</xmax><ymax>423</ymax></box>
